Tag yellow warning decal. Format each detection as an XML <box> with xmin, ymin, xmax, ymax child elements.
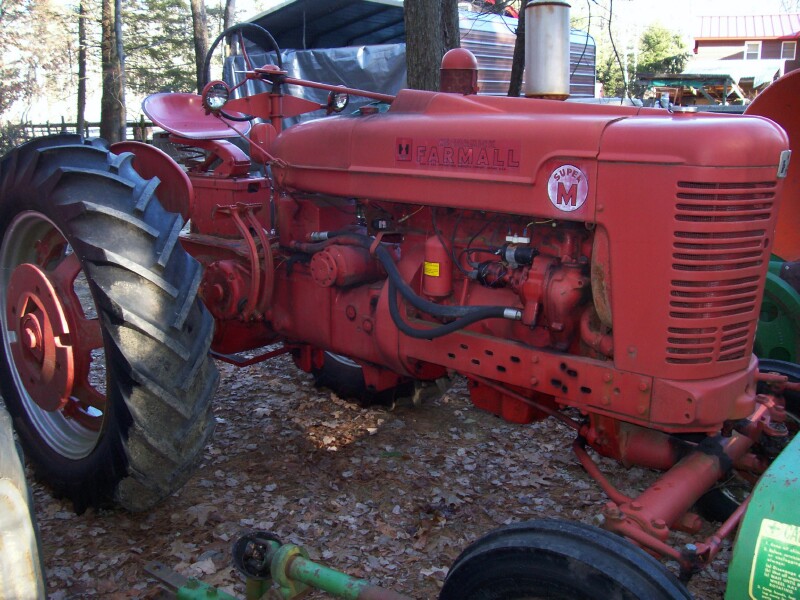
<box><xmin>423</xmin><ymin>262</ymin><xmax>440</xmax><ymax>277</ymax></box>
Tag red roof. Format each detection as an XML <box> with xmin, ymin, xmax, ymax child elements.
<box><xmin>696</xmin><ymin>14</ymin><xmax>800</xmax><ymax>40</ymax></box>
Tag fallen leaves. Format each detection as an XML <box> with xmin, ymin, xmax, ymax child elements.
<box><xmin>35</xmin><ymin>355</ymin><xmax>729</xmax><ymax>599</ymax></box>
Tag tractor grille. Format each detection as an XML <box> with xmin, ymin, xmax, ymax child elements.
<box><xmin>667</xmin><ymin>180</ymin><xmax>776</xmax><ymax>365</ymax></box>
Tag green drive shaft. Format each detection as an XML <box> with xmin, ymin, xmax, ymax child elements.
<box><xmin>257</xmin><ymin>540</ymin><xmax>411</xmax><ymax>600</ymax></box>
<box><xmin>284</xmin><ymin>551</ymin><xmax>410</xmax><ymax>600</ymax></box>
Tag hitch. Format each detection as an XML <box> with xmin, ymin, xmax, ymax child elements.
<box><xmin>147</xmin><ymin>532</ymin><xmax>411</xmax><ymax>600</ymax></box>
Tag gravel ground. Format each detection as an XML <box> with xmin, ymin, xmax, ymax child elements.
<box><xmin>32</xmin><ymin>354</ymin><xmax>730</xmax><ymax>599</ymax></box>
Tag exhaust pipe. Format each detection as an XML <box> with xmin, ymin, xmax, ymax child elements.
<box><xmin>524</xmin><ymin>0</ymin><xmax>571</xmax><ymax>100</ymax></box>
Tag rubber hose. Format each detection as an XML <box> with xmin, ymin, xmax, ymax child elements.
<box><xmin>388</xmin><ymin>281</ymin><xmax>509</xmax><ymax>340</ymax></box>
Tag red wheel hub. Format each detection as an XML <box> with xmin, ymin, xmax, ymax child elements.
<box><xmin>6</xmin><ymin>263</ymin><xmax>75</xmax><ymax>412</ymax></box>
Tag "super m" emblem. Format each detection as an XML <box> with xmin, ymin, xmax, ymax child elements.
<box><xmin>547</xmin><ymin>164</ymin><xmax>588</xmax><ymax>212</ymax></box>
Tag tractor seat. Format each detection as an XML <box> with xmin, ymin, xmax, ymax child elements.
<box><xmin>142</xmin><ymin>92</ymin><xmax>251</xmax><ymax>140</ymax></box>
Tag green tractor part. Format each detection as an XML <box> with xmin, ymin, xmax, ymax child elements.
<box><xmin>724</xmin><ymin>433</ymin><xmax>800</xmax><ymax>600</ymax></box>
<box><xmin>145</xmin><ymin>563</ymin><xmax>238</xmax><ymax>600</ymax></box>
<box><xmin>755</xmin><ymin>258</ymin><xmax>800</xmax><ymax>363</ymax></box>
<box><xmin>147</xmin><ymin>531</ymin><xmax>410</xmax><ymax>600</ymax></box>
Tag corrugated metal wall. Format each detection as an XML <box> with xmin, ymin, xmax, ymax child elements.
<box><xmin>460</xmin><ymin>12</ymin><xmax>596</xmax><ymax>98</ymax></box>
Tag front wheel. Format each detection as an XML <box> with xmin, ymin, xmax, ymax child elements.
<box><xmin>313</xmin><ymin>352</ymin><xmax>414</xmax><ymax>407</ymax></box>
<box><xmin>0</xmin><ymin>135</ymin><xmax>218</xmax><ymax>512</ymax></box>
<box><xmin>439</xmin><ymin>520</ymin><xmax>692</xmax><ymax>600</ymax></box>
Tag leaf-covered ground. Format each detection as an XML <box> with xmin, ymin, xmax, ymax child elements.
<box><xmin>37</xmin><ymin>355</ymin><xmax>729</xmax><ymax>599</ymax></box>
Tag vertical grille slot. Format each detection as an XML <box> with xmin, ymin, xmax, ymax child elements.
<box><xmin>666</xmin><ymin>181</ymin><xmax>776</xmax><ymax>365</ymax></box>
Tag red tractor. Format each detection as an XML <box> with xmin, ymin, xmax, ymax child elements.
<box><xmin>1</xmin><ymin>11</ymin><xmax>799</xmax><ymax>599</ymax></box>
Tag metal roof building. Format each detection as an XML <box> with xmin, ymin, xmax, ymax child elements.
<box><xmin>695</xmin><ymin>14</ymin><xmax>800</xmax><ymax>41</ymax></box>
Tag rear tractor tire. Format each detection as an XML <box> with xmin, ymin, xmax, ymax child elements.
<box><xmin>0</xmin><ymin>135</ymin><xmax>218</xmax><ymax>512</ymax></box>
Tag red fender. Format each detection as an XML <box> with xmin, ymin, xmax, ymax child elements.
<box><xmin>746</xmin><ymin>70</ymin><xmax>800</xmax><ymax>261</ymax></box>
<box><xmin>110</xmin><ymin>141</ymin><xmax>194</xmax><ymax>220</ymax></box>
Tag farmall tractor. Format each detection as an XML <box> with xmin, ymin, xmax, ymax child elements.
<box><xmin>1</xmin><ymin>2</ymin><xmax>800</xmax><ymax>598</ymax></box>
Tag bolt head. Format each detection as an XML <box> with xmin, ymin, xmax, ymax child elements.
<box><xmin>593</xmin><ymin>514</ymin><xmax>606</xmax><ymax>527</ymax></box>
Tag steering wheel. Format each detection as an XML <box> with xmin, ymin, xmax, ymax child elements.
<box><xmin>202</xmin><ymin>23</ymin><xmax>284</xmax><ymax>122</ymax></box>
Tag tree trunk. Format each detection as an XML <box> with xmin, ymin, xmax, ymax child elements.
<box><xmin>223</xmin><ymin>0</ymin><xmax>237</xmax><ymax>57</ymax></box>
<box><xmin>404</xmin><ymin>0</ymin><xmax>459</xmax><ymax>91</ymax></box>
<box><xmin>100</xmin><ymin>0</ymin><xmax>125</xmax><ymax>143</ymax></box>
<box><xmin>441</xmin><ymin>0</ymin><xmax>460</xmax><ymax>53</ymax></box>
<box><xmin>114</xmin><ymin>0</ymin><xmax>126</xmax><ymax>140</ymax></box>
<box><xmin>190</xmin><ymin>0</ymin><xmax>210</xmax><ymax>92</ymax></box>
<box><xmin>223</xmin><ymin>0</ymin><xmax>236</xmax><ymax>31</ymax></box>
<box><xmin>77</xmin><ymin>1</ymin><xmax>87</xmax><ymax>136</ymax></box>
<box><xmin>508</xmin><ymin>3</ymin><xmax>525</xmax><ymax>96</ymax></box>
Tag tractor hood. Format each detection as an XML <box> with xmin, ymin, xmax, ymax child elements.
<box><xmin>270</xmin><ymin>88</ymin><xmax>789</xmax><ymax>222</ymax></box>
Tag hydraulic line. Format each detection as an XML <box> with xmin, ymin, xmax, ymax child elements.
<box><xmin>294</xmin><ymin>232</ymin><xmax>522</xmax><ymax>324</ymax></box>
<box><xmin>376</xmin><ymin>242</ymin><xmax>518</xmax><ymax>320</ymax></box>
<box><xmin>388</xmin><ymin>280</ymin><xmax>515</xmax><ymax>339</ymax></box>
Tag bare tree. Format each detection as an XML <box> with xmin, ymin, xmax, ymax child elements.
<box><xmin>77</xmin><ymin>2</ymin><xmax>87</xmax><ymax>136</ymax></box>
<box><xmin>442</xmin><ymin>0</ymin><xmax>460</xmax><ymax>52</ymax></box>
<box><xmin>223</xmin><ymin>0</ymin><xmax>239</xmax><ymax>58</ymax></box>
<box><xmin>0</xmin><ymin>1</ymin><xmax>75</xmax><ymax>121</ymax></box>
<box><xmin>115</xmin><ymin>0</ymin><xmax>126</xmax><ymax>110</ymax></box>
<box><xmin>508</xmin><ymin>4</ymin><xmax>525</xmax><ymax>96</ymax></box>
<box><xmin>101</xmin><ymin>0</ymin><xmax>125</xmax><ymax>142</ymax></box>
<box><xmin>223</xmin><ymin>0</ymin><xmax>236</xmax><ymax>32</ymax></box>
<box><xmin>404</xmin><ymin>0</ymin><xmax>460</xmax><ymax>91</ymax></box>
<box><xmin>190</xmin><ymin>0</ymin><xmax>210</xmax><ymax>92</ymax></box>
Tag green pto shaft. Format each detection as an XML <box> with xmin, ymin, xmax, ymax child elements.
<box><xmin>267</xmin><ymin>541</ymin><xmax>411</xmax><ymax>600</ymax></box>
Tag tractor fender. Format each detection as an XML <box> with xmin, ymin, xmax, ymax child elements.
<box><xmin>745</xmin><ymin>70</ymin><xmax>800</xmax><ymax>261</ymax></box>
<box><xmin>110</xmin><ymin>141</ymin><xmax>194</xmax><ymax>221</ymax></box>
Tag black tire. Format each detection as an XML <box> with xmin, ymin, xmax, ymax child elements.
<box><xmin>0</xmin><ymin>135</ymin><xmax>218</xmax><ymax>512</ymax></box>
<box><xmin>695</xmin><ymin>359</ymin><xmax>800</xmax><ymax>522</ymax></box>
<box><xmin>313</xmin><ymin>352</ymin><xmax>413</xmax><ymax>407</ymax></box>
<box><xmin>439</xmin><ymin>520</ymin><xmax>692</xmax><ymax>600</ymax></box>
<box><xmin>0</xmin><ymin>404</ymin><xmax>46</xmax><ymax>599</ymax></box>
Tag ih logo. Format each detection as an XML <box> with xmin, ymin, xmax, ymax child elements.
<box><xmin>547</xmin><ymin>164</ymin><xmax>588</xmax><ymax>212</ymax></box>
<box><xmin>396</xmin><ymin>137</ymin><xmax>412</xmax><ymax>161</ymax></box>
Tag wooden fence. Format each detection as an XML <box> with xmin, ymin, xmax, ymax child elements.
<box><xmin>17</xmin><ymin>117</ymin><xmax>154</xmax><ymax>142</ymax></box>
